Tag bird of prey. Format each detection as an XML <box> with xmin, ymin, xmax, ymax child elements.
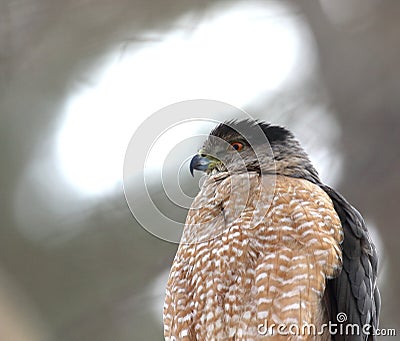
<box><xmin>163</xmin><ymin>120</ymin><xmax>380</xmax><ymax>340</ymax></box>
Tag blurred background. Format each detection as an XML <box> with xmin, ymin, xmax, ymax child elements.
<box><xmin>1</xmin><ymin>0</ymin><xmax>399</xmax><ymax>340</ymax></box>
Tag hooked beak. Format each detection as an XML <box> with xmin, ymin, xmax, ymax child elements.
<box><xmin>189</xmin><ymin>154</ymin><xmax>211</xmax><ymax>176</ymax></box>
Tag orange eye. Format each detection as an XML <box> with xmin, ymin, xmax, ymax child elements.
<box><xmin>230</xmin><ymin>142</ymin><xmax>243</xmax><ymax>151</ymax></box>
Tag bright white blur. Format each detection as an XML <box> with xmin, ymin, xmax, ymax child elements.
<box><xmin>56</xmin><ymin>1</ymin><xmax>313</xmax><ymax>195</ymax></box>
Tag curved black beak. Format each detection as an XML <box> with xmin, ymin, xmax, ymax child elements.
<box><xmin>189</xmin><ymin>154</ymin><xmax>210</xmax><ymax>176</ymax></box>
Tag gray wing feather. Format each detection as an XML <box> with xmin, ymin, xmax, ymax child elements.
<box><xmin>321</xmin><ymin>185</ymin><xmax>380</xmax><ymax>341</ymax></box>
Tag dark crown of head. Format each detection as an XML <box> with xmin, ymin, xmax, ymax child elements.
<box><xmin>210</xmin><ymin>119</ymin><xmax>293</xmax><ymax>146</ymax></box>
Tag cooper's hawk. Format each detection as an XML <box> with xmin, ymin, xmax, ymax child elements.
<box><xmin>163</xmin><ymin>120</ymin><xmax>380</xmax><ymax>340</ymax></box>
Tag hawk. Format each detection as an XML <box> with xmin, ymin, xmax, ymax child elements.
<box><xmin>163</xmin><ymin>120</ymin><xmax>380</xmax><ymax>340</ymax></box>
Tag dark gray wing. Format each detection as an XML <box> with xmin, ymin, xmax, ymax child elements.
<box><xmin>321</xmin><ymin>185</ymin><xmax>380</xmax><ymax>341</ymax></box>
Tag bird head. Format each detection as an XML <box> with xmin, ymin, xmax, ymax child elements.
<box><xmin>190</xmin><ymin>119</ymin><xmax>320</xmax><ymax>183</ymax></box>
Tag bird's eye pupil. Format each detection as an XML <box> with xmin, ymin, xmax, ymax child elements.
<box><xmin>230</xmin><ymin>142</ymin><xmax>243</xmax><ymax>151</ymax></box>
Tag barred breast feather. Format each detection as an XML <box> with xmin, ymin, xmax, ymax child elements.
<box><xmin>164</xmin><ymin>173</ymin><xmax>343</xmax><ymax>340</ymax></box>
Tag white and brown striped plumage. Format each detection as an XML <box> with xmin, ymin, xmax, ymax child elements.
<box><xmin>163</xmin><ymin>120</ymin><xmax>379</xmax><ymax>340</ymax></box>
